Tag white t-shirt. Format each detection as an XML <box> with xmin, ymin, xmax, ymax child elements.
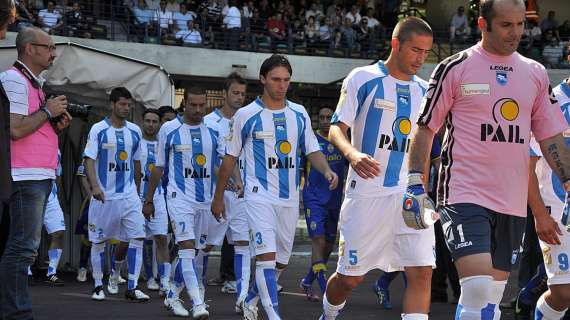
<box><xmin>155</xmin><ymin>9</ymin><xmax>173</xmax><ymax>29</ymax></box>
<box><xmin>173</xmin><ymin>11</ymin><xmax>194</xmax><ymax>30</ymax></box>
<box><xmin>223</xmin><ymin>6</ymin><xmax>241</xmax><ymax>29</ymax></box>
<box><xmin>39</xmin><ymin>9</ymin><xmax>61</xmax><ymax>28</ymax></box>
<box><xmin>176</xmin><ymin>29</ymin><xmax>202</xmax><ymax>44</ymax></box>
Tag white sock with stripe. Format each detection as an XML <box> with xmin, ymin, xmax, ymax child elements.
<box><xmin>127</xmin><ymin>239</ymin><xmax>144</xmax><ymax>290</ymax></box>
<box><xmin>179</xmin><ymin>248</ymin><xmax>204</xmax><ymax>306</ymax></box>
<box><xmin>256</xmin><ymin>260</ymin><xmax>281</xmax><ymax>320</ymax></box>
<box><xmin>90</xmin><ymin>242</ymin><xmax>105</xmax><ymax>288</ymax></box>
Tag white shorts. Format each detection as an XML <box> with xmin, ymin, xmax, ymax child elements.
<box><xmin>206</xmin><ymin>191</ymin><xmax>249</xmax><ymax>246</ymax></box>
<box><xmin>44</xmin><ymin>195</ymin><xmax>65</xmax><ymax>234</ymax></box>
<box><xmin>246</xmin><ymin>200</ymin><xmax>298</xmax><ymax>265</ymax></box>
<box><xmin>168</xmin><ymin>195</ymin><xmax>208</xmax><ymax>247</ymax></box>
<box><xmin>145</xmin><ymin>192</ymin><xmax>168</xmax><ymax>237</ymax></box>
<box><xmin>539</xmin><ymin>201</ymin><xmax>570</xmax><ymax>285</ymax></box>
<box><xmin>336</xmin><ymin>193</ymin><xmax>436</xmax><ymax>276</ymax></box>
<box><xmin>88</xmin><ymin>195</ymin><xmax>145</xmax><ymax>243</ymax></box>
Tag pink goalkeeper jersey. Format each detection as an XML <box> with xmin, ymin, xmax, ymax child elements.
<box><xmin>418</xmin><ymin>42</ymin><xmax>567</xmax><ymax>217</ymax></box>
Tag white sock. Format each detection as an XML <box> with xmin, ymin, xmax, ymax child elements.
<box><xmin>152</xmin><ymin>241</ymin><xmax>158</xmax><ymax>279</ymax></box>
<box><xmin>91</xmin><ymin>242</ymin><xmax>105</xmax><ymax>288</ymax></box>
<box><xmin>195</xmin><ymin>249</ymin><xmax>209</xmax><ymax>288</ymax></box>
<box><xmin>276</xmin><ymin>265</ymin><xmax>285</xmax><ymax>281</ymax></box>
<box><xmin>127</xmin><ymin>239</ymin><xmax>144</xmax><ymax>290</ymax></box>
<box><xmin>256</xmin><ymin>260</ymin><xmax>281</xmax><ymax>320</ymax></box>
<box><xmin>179</xmin><ymin>248</ymin><xmax>203</xmax><ymax>306</ymax></box>
<box><xmin>47</xmin><ymin>248</ymin><xmax>63</xmax><ymax>276</ymax></box>
<box><xmin>158</xmin><ymin>262</ymin><xmax>171</xmax><ymax>288</ymax></box>
<box><xmin>322</xmin><ymin>292</ymin><xmax>345</xmax><ymax>320</ymax></box>
<box><xmin>488</xmin><ymin>280</ymin><xmax>507</xmax><ymax>320</ymax></box>
<box><xmin>401</xmin><ymin>314</ymin><xmax>428</xmax><ymax>320</ymax></box>
<box><xmin>456</xmin><ymin>276</ymin><xmax>493</xmax><ymax>320</ymax></box>
<box><xmin>235</xmin><ymin>245</ymin><xmax>251</xmax><ymax>302</ymax></box>
<box><xmin>112</xmin><ymin>260</ymin><xmax>125</xmax><ymax>279</ymax></box>
<box><xmin>536</xmin><ymin>293</ymin><xmax>567</xmax><ymax>320</ymax></box>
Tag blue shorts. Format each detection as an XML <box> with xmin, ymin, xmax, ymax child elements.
<box><xmin>304</xmin><ymin>204</ymin><xmax>340</xmax><ymax>241</ymax></box>
<box><xmin>439</xmin><ymin>203</ymin><xmax>526</xmax><ymax>272</ymax></box>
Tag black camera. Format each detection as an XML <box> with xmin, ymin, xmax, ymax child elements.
<box><xmin>67</xmin><ymin>102</ymin><xmax>92</xmax><ymax>119</ymax></box>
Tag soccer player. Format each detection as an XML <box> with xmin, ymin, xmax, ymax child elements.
<box><xmin>43</xmin><ymin>150</ymin><xmax>65</xmax><ymax>286</ymax></box>
<box><xmin>321</xmin><ymin>17</ymin><xmax>435</xmax><ymax>320</ymax></box>
<box><xmin>527</xmin><ymin>49</ymin><xmax>570</xmax><ymax>319</ymax></box>
<box><xmin>202</xmin><ymin>72</ymin><xmax>251</xmax><ymax>310</ymax></box>
<box><xmin>144</xmin><ymin>86</ymin><xmax>224</xmax><ymax>319</ymax></box>
<box><xmin>84</xmin><ymin>87</ymin><xmax>149</xmax><ymax>302</ymax></box>
<box><xmin>139</xmin><ymin>109</ymin><xmax>171</xmax><ymax>296</ymax></box>
<box><xmin>211</xmin><ymin>54</ymin><xmax>338</xmax><ymax>320</ymax></box>
<box><xmin>403</xmin><ymin>1</ymin><xmax>570</xmax><ymax>319</ymax></box>
<box><xmin>300</xmin><ymin>107</ymin><xmax>347</xmax><ymax>301</ymax></box>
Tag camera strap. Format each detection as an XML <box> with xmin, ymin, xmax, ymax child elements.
<box><xmin>13</xmin><ymin>61</ymin><xmax>42</xmax><ymax>89</ymax></box>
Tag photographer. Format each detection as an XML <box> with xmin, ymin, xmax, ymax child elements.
<box><xmin>0</xmin><ymin>27</ymin><xmax>71</xmax><ymax>319</ymax></box>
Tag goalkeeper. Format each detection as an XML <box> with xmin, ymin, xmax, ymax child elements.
<box><xmin>403</xmin><ymin>1</ymin><xmax>570</xmax><ymax>319</ymax></box>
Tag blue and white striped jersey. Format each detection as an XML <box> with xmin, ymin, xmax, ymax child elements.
<box><xmin>332</xmin><ymin>61</ymin><xmax>428</xmax><ymax>198</ymax></box>
<box><xmin>204</xmin><ymin>108</ymin><xmax>246</xmax><ymax>178</ymax></box>
<box><xmin>157</xmin><ymin>119</ymin><xmax>224</xmax><ymax>207</ymax></box>
<box><xmin>83</xmin><ymin>119</ymin><xmax>142</xmax><ymax>200</ymax></box>
<box><xmin>48</xmin><ymin>150</ymin><xmax>62</xmax><ymax>201</ymax></box>
<box><xmin>139</xmin><ymin>139</ymin><xmax>163</xmax><ymax>198</ymax></box>
<box><xmin>530</xmin><ymin>79</ymin><xmax>570</xmax><ymax>212</ymax></box>
<box><xmin>225</xmin><ymin>97</ymin><xmax>320</xmax><ymax>207</ymax></box>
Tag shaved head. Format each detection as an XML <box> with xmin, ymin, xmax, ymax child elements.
<box><xmin>480</xmin><ymin>0</ymin><xmax>525</xmax><ymax>31</ymax></box>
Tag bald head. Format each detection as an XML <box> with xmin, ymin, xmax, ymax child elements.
<box><xmin>480</xmin><ymin>0</ymin><xmax>525</xmax><ymax>30</ymax></box>
<box><xmin>16</xmin><ymin>27</ymin><xmax>46</xmax><ymax>57</ymax></box>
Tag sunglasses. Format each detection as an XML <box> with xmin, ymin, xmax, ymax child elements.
<box><xmin>31</xmin><ymin>43</ymin><xmax>56</xmax><ymax>51</ymax></box>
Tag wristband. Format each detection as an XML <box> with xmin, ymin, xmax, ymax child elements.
<box><xmin>40</xmin><ymin>107</ymin><xmax>52</xmax><ymax>119</ymax></box>
<box><xmin>144</xmin><ymin>200</ymin><xmax>153</xmax><ymax>205</ymax></box>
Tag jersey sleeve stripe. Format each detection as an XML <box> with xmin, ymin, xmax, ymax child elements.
<box><xmin>437</xmin><ymin>112</ymin><xmax>456</xmax><ymax>206</ymax></box>
<box><xmin>418</xmin><ymin>52</ymin><xmax>468</xmax><ymax>126</ymax></box>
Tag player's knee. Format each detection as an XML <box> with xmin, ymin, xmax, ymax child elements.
<box><xmin>234</xmin><ymin>240</ymin><xmax>248</xmax><ymax>246</ymax></box>
<box><xmin>406</xmin><ymin>267</ymin><xmax>432</xmax><ymax>287</ymax></box>
<box><xmin>178</xmin><ymin>240</ymin><xmax>194</xmax><ymax>250</ymax></box>
<box><xmin>50</xmin><ymin>231</ymin><xmax>65</xmax><ymax>241</ymax></box>
<box><xmin>203</xmin><ymin>245</ymin><xmax>214</xmax><ymax>252</ymax></box>
<box><xmin>337</xmin><ymin>274</ymin><xmax>364</xmax><ymax>291</ymax></box>
<box><xmin>459</xmin><ymin>275</ymin><xmax>493</xmax><ymax>308</ymax></box>
<box><xmin>551</xmin><ymin>285</ymin><xmax>570</xmax><ymax>305</ymax></box>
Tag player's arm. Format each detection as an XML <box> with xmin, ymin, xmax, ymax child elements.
<box><xmin>528</xmin><ymin>156</ymin><xmax>562</xmax><ymax>245</ymax></box>
<box><xmin>84</xmin><ymin>157</ymin><xmax>104</xmax><ymax>203</ymax></box>
<box><xmin>212</xmin><ymin>154</ymin><xmax>238</xmax><ymax>220</ymax></box>
<box><xmin>134</xmin><ymin>160</ymin><xmax>142</xmax><ymax>195</ymax></box>
<box><xmin>79</xmin><ymin>175</ymin><xmax>91</xmax><ymax>199</ymax></box>
<box><xmin>539</xmin><ymin>133</ymin><xmax>570</xmax><ymax>185</ymax></box>
<box><xmin>306</xmin><ymin>151</ymin><xmax>338</xmax><ymax>190</ymax></box>
<box><xmin>142</xmin><ymin>165</ymin><xmax>164</xmax><ymax>220</ymax></box>
<box><xmin>329</xmin><ymin>122</ymin><xmax>380</xmax><ymax>179</ymax></box>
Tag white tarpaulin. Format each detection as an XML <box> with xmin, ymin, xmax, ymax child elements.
<box><xmin>0</xmin><ymin>42</ymin><xmax>174</xmax><ymax>109</ymax></box>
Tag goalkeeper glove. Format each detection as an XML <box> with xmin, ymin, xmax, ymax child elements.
<box><xmin>402</xmin><ymin>172</ymin><xmax>439</xmax><ymax>229</ymax></box>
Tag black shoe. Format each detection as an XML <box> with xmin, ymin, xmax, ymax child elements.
<box><xmin>44</xmin><ymin>274</ymin><xmax>64</xmax><ymax>287</ymax></box>
<box><xmin>125</xmin><ymin>288</ymin><xmax>150</xmax><ymax>302</ymax></box>
<box><xmin>28</xmin><ymin>275</ymin><xmax>36</xmax><ymax>287</ymax></box>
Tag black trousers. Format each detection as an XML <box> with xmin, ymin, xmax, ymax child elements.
<box><xmin>219</xmin><ymin>237</ymin><xmax>235</xmax><ymax>281</ymax></box>
<box><xmin>518</xmin><ymin>208</ymin><xmax>543</xmax><ymax>288</ymax></box>
<box><xmin>431</xmin><ymin>220</ymin><xmax>460</xmax><ymax>299</ymax></box>
<box><xmin>0</xmin><ymin>200</ymin><xmax>9</xmax><ymax>262</ymax></box>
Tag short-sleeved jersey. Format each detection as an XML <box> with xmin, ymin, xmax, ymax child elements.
<box><xmin>48</xmin><ymin>151</ymin><xmax>62</xmax><ymax>201</ymax></box>
<box><xmin>302</xmin><ymin>131</ymin><xmax>347</xmax><ymax>209</ymax></box>
<box><xmin>83</xmin><ymin>119</ymin><xmax>142</xmax><ymax>200</ymax></box>
<box><xmin>204</xmin><ymin>108</ymin><xmax>246</xmax><ymax>176</ymax></box>
<box><xmin>530</xmin><ymin>80</ymin><xmax>570</xmax><ymax>211</ymax></box>
<box><xmin>225</xmin><ymin>97</ymin><xmax>321</xmax><ymax>207</ymax></box>
<box><xmin>157</xmin><ymin>119</ymin><xmax>224</xmax><ymax>207</ymax></box>
<box><xmin>418</xmin><ymin>43</ymin><xmax>567</xmax><ymax>217</ymax></box>
<box><xmin>332</xmin><ymin>61</ymin><xmax>428</xmax><ymax>198</ymax></box>
<box><xmin>139</xmin><ymin>139</ymin><xmax>163</xmax><ymax>198</ymax></box>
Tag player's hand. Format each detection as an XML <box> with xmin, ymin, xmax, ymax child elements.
<box><xmin>402</xmin><ymin>172</ymin><xmax>439</xmax><ymax>229</ymax></box>
<box><xmin>324</xmin><ymin>170</ymin><xmax>338</xmax><ymax>190</ymax></box>
<box><xmin>92</xmin><ymin>186</ymin><xmax>105</xmax><ymax>203</ymax></box>
<box><xmin>347</xmin><ymin>150</ymin><xmax>380</xmax><ymax>179</ymax></box>
<box><xmin>534</xmin><ymin>212</ymin><xmax>562</xmax><ymax>245</ymax></box>
<box><xmin>46</xmin><ymin>95</ymin><xmax>67</xmax><ymax>117</ymax></box>
<box><xmin>211</xmin><ymin>195</ymin><xmax>226</xmax><ymax>222</ymax></box>
<box><xmin>234</xmin><ymin>180</ymin><xmax>244</xmax><ymax>198</ymax></box>
<box><xmin>143</xmin><ymin>201</ymin><xmax>155</xmax><ymax>221</ymax></box>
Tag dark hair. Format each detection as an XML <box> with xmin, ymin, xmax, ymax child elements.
<box><xmin>480</xmin><ymin>0</ymin><xmax>525</xmax><ymax>31</ymax></box>
<box><xmin>184</xmin><ymin>86</ymin><xmax>206</xmax><ymax>100</ymax></box>
<box><xmin>110</xmin><ymin>87</ymin><xmax>133</xmax><ymax>102</ymax></box>
<box><xmin>158</xmin><ymin>105</ymin><xmax>175</xmax><ymax>117</ymax></box>
<box><xmin>225</xmin><ymin>72</ymin><xmax>247</xmax><ymax>91</ymax></box>
<box><xmin>143</xmin><ymin>108</ymin><xmax>161</xmax><ymax>119</ymax></box>
<box><xmin>0</xmin><ymin>0</ymin><xmax>15</xmax><ymax>28</ymax></box>
<box><xmin>392</xmin><ymin>16</ymin><xmax>433</xmax><ymax>43</ymax></box>
<box><xmin>259</xmin><ymin>54</ymin><xmax>292</xmax><ymax>78</ymax></box>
